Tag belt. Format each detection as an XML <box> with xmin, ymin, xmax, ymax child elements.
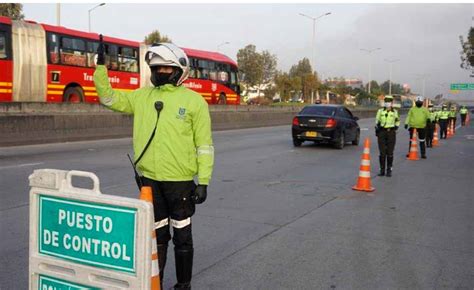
<box><xmin>381</xmin><ymin>127</ymin><xmax>395</xmax><ymax>131</ymax></box>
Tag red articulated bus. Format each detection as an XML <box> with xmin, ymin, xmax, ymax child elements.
<box><xmin>0</xmin><ymin>16</ymin><xmax>240</xmax><ymax>105</ymax></box>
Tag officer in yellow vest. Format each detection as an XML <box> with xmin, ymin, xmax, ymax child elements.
<box><xmin>438</xmin><ymin>104</ymin><xmax>450</xmax><ymax>139</ymax></box>
<box><xmin>449</xmin><ymin>106</ymin><xmax>457</xmax><ymax>133</ymax></box>
<box><xmin>375</xmin><ymin>95</ymin><xmax>400</xmax><ymax>177</ymax></box>
<box><xmin>460</xmin><ymin>106</ymin><xmax>469</xmax><ymax>126</ymax></box>
<box><xmin>426</xmin><ymin>104</ymin><xmax>437</xmax><ymax>147</ymax></box>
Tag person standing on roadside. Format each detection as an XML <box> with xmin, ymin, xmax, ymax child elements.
<box><xmin>405</xmin><ymin>96</ymin><xmax>430</xmax><ymax>159</ymax></box>
<box><xmin>426</xmin><ymin>104</ymin><xmax>437</xmax><ymax>148</ymax></box>
<box><xmin>460</xmin><ymin>105</ymin><xmax>469</xmax><ymax>126</ymax></box>
<box><xmin>375</xmin><ymin>95</ymin><xmax>400</xmax><ymax>177</ymax></box>
<box><xmin>94</xmin><ymin>38</ymin><xmax>214</xmax><ymax>290</ymax></box>
<box><xmin>438</xmin><ymin>104</ymin><xmax>450</xmax><ymax>139</ymax></box>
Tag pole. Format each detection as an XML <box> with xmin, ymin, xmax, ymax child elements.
<box><xmin>56</xmin><ymin>3</ymin><xmax>61</xmax><ymax>26</ymax></box>
<box><xmin>389</xmin><ymin>62</ymin><xmax>392</xmax><ymax>95</ymax></box>
<box><xmin>88</xmin><ymin>10</ymin><xmax>91</xmax><ymax>32</ymax></box>
<box><xmin>368</xmin><ymin>57</ymin><xmax>372</xmax><ymax>94</ymax></box>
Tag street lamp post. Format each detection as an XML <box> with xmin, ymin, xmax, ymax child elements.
<box><xmin>360</xmin><ymin>47</ymin><xmax>381</xmax><ymax>94</ymax></box>
<box><xmin>299</xmin><ymin>11</ymin><xmax>331</xmax><ymax>103</ymax></box>
<box><xmin>384</xmin><ymin>58</ymin><xmax>400</xmax><ymax>95</ymax></box>
<box><xmin>217</xmin><ymin>41</ymin><xmax>230</xmax><ymax>52</ymax></box>
<box><xmin>88</xmin><ymin>3</ymin><xmax>106</xmax><ymax>33</ymax></box>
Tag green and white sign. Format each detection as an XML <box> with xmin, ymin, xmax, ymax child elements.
<box><xmin>38</xmin><ymin>274</ymin><xmax>99</xmax><ymax>290</ymax></box>
<box><xmin>450</xmin><ymin>83</ymin><xmax>474</xmax><ymax>90</ymax></box>
<box><xmin>38</xmin><ymin>195</ymin><xmax>137</xmax><ymax>273</ymax></box>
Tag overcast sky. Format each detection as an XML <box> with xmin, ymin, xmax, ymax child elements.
<box><xmin>23</xmin><ymin>3</ymin><xmax>473</xmax><ymax>99</ymax></box>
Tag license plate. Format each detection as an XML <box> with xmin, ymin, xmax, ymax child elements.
<box><xmin>306</xmin><ymin>131</ymin><xmax>317</xmax><ymax>137</ymax></box>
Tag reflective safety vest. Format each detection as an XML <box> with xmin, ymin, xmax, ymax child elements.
<box><xmin>460</xmin><ymin>108</ymin><xmax>468</xmax><ymax>115</ymax></box>
<box><xmin>429</xmin><ymin>111</ymin><xmax>437</xmax><ymax>122</ymax></box>
<box><xmin>438</xmin><ymin>110</ymin><xmax>450</xmax><ymax>120</ymax></box>
<box><xmin>449</xmin><ymin>110</ymin><xmax>457</xmax><ymax>118</ymax></box>
<box><xmin>376</xmin><ymin>108</ymin><xmax>400</xmax><ymax>128</ymax></box>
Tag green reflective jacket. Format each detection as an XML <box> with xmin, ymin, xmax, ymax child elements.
<box><xmin>405</xmin><ymin>106</ymin><xmax>430</xmax><ymax>129</ymax></box>
<box><xmin>94</xmin><ymin>65</ymin><xmax>214</xmax><ymax>185</ymax></box>
<box><xmin>460</xmin><ymin>108</ymin><xmax>468</xmax><ymax>115</ymax></box>
<box><xmin>376</xmin><ymin>108</ymin><xmax>400</xmax><ymax>128</ymax></box>
<box><xmin>438</xmin><ymin>110</ymin><xmax>450</xmax><ymax>120</ymax></box>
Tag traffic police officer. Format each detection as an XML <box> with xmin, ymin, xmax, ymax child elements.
<box><xmin>426</xmin><ymin>104</ymin><xmax>437</xmax><ymax>147</ymax></box>
<box><xmin>438</xmin><ymin>104</ymin><xmax>450</xmax><ymax>139</ymax></box>
<box><xmin>405</xmin><ymin>96</ymin><xmax>430</xmax><ymax>159</ymax></box>
<box><xmin>449</xmin><ymin>106</ymin><xmax>457</xmax><ymax>133</ymax></box>
<box><xmin>375</xmin><ymin>95</ymin><xmax>399</xmax><ymax>177</ymax></box>
<box><xmin>460</xmin><ymin>105</ymin><xmax>469</xmax><ymax>126</ymax></box>
<box><xmin>94</xmin><ymin>42</ymin><xmax>214</xmax><ymax>290</ymax></box>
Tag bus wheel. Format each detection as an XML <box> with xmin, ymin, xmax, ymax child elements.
<box><xmin>218</xmin><ymin>93</ymin><xmax>227</xmax><ymax>105</ymax></box>
<box><xmin>63</xmin><ymin>87</ymin><xmax>84</xmax><ymax>103</ymax></box>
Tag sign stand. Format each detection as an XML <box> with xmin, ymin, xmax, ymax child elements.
<box><xmin>29</xmin><ymin>169</ymin><xmax>154</xmax><ymax>289</ymax></box>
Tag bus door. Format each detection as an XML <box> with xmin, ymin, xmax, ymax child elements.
<box><xmin>0</xmin><ymin>22</ymin><xmax>13</xmax><ymax>101</ymax></box>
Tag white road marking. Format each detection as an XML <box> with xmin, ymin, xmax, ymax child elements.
<box><xmin>0</xmin><ymin>162</ymin><xmax>44</xmax><ymax>170</ymax></box>
<box><xmin>361</xmin><ymin>128</ymin><xmax>369</xmax><ymax>131</ymax></box>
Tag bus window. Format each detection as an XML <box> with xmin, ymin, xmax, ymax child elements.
<box><xmin>60</xmin><ymin>36</ymin><xmax>87</xmax><ymax>67</ymax></box>
<box><xmin>0</xmin><ymin>32</ymin><xmax>6</xmax><ymax>59</ymax></box>
<box><xmin>198</xmin><ymin>59</ymin><xmax>209</xmax><ymax>79</ymax></box>
<box><xmin>218</xmin><ymin>71</ymin><xmax>229</xmax><ymax>83</ymax></box>
<box><xmin>87</xmin><ymin>41</ymin><xmax>99</xmax><ymax>67</ymax></box>
<box><xmin>118</xmin><ymin>46</ymin><xmax>138</xmax><ymax>73</ymax></box>
<box><xmin>105</xmin><ymin>44</ymin><xmax>118</xmax><ymax>70</ymax></box>
<box><xmin>230</xmin><ymin>71</ymin><xmax>237</xmax><ymax>85</ymax></box>
<box><xmin>189</xmin><ymin>67</ymin><xmax>197</xmax><ymax>79</ymax></box>
<box><xmin>209</xmin><ymin>69</ymin><xmax>217</xmax><ymax>81</ymax></box>
<box><xmin>47</xmin><ymin>33</ymin><xmax>59</xmax><ymax>64</ymax></box>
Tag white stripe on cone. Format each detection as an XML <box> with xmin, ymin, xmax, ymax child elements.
<box><xmin>361</xmin><ymin>159</ymin><xmax>370</xmax><ymax>166</ymax></box>
<box><xmin>358</xmin><ymin>170</ymin><xmax>371</xmax><ymax>178</ymax></box>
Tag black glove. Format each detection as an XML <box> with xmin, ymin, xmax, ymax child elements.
<box><xmin>192</xmin><ymin>185</ymin><xmax>207</xmax><ymax>204</ymax></box>
<box><xmin>394</xmin><ymin>126</ymin><xmax>399</xmax><ymax>130</ymax></box>
<box><xmin>96</xmin><ymin>34</ymin><xmax>105</xmax><ymax>65</ymax></box>
<box><xmin>404</xmin><ymin>124</ymin><xmax>408</xmax><ymax>130</ymax></box>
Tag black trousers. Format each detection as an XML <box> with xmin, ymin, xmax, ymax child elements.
<box><xmin>377</xmin><ymin>129</ymin><xmax>396</xmax><ymax>157</ymax></box>
<box><xmin>461</xmin><ymin>114</ymin><xmax>467</xmax><ymax>125</ymax></box>
<box><xmin>439</xmin><ymin>120</ymin><xmax>448</xmax><ymax>139</ymax></box>
<box><xmin>408</xmin><ymin>127</ymin><xmax>426</xmax><ymax>156</ymax></box>
<box><xmin>142</xmin><ymin>177</ymin><xmax>196</xmax><ymax>251</ymax></box>
<box><xmin>426</xmin><ymin>122</ymin><xmax>435</xmax><ymax>147</ymax></box>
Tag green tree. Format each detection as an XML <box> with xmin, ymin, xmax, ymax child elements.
<box><xmin>289</xmin><ymin>58</ymin><xmax>320</xmax><ymax>100</ymax></box>
<box><xmin>237</xmin><ymin>44</ymin><xmax>264</xmax><ymax>88</ymax></box>
<box><xmin>460</xmin><ymin>27</ymin><xmax>474</xmax><ymax>74</ymax></box>
<box><xmin>144</xmin><ymin>30</ymin><xmax>172</xmax><ymax>45</ymax></box>
<box><xmin>261</xmin><ymin>50</ymin><xmax>277</xmax><ymax>84</ymax></box>
<box><xmin>0</xmin><ymin>3</ymin><xmax>24</xmax><ymax>20</ymax></box>
<box><xmin>380</xmin><ymin>80</ymin><xmax>403</xmax><ymax>95</ymax></box>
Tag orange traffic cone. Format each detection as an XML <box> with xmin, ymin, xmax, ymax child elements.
<box><xmin>140</xmin><ymin>186</ymin><xmax>161</xmax><ymax>290</ymax></box>
<box><xmin>352</xmin><ymin>138</ymin><xmax>375</xmax><ymax>192</ymax></box>
<box><xmin>447</xmin><ymin>120</ymin><xmax>453</xmax><ymax>138</ymax></box>
<box><xmin>407</xmin><ymin>129</ymin><xmax>420</xmax><ymax>161</ymax></box>
<box><xmin>432</xmin><ymin>124</ymin><xmax>439</xmax><ymax>147</ymax></box>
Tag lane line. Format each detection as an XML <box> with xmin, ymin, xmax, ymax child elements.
<box><xmin>0</xmin><ymin>162</ymin><xmax>44</xmax><ymax>170</ymax></box>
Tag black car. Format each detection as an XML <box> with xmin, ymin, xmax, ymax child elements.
<box><xmin>292</xmin><ymin>104</ymin><xmax>360</xmax><ymax>149</ymax></box>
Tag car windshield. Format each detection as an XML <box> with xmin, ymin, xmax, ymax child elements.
<box><xmin>300</xmin><ymin>106</ymin><xmax>336</xmax><ymax>116</ymax></box>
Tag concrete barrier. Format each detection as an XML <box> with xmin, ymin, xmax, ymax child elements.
<box><xmin>0</xmin><ymin>102</ymin><xmax>391</xmax><ymax>147</ymax></box>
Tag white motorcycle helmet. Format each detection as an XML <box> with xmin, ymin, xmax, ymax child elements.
<box><xmin>145</xmin><ymin>43</ymin><xmax>190</xmax><ymax>86</ymax></box>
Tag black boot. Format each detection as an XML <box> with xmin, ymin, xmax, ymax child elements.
<box><xmin>174</xmin><ymin>248</ymin><xmax>193</xmax><ymax>290</ymax></box>
<box><xmin>420</xmin><ymin>141</ymin><xmax>426</xmax><ymax>159</ymax></box>
<box><xmin>386</xmin><ymin>156</ymin><xmax>393</xmax><ymax>177</ymax></box>
<box><xmin>378</xmin><ymin>155</ymin><xmax>385</xmax><ymax>176</ymax></box>
<box><xmin>157</xmin><ymin>244</ymin><xmax>168</xmax><ymax>287</ymax></box>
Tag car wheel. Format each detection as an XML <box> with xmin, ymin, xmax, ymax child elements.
<box><xmin>293</xmin><ymin>138</ymin><xmax>302</xmax><ymax>147</ymax></box>
<box><xmin>352</xmin><ymin>131</ymin><xmax>360</xmax><ymax>146</ymax></box>
<box><xmin>334</xmin><ymin>132</ymin><xmax>345</xmax><ymax>149</ymax></box>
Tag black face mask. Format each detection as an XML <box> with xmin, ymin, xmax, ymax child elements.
<box><xmin>150</xmin><ymin>67</ymin><xmax>183</xmax><ymax>87</ymax></box>
<box><xmin>415</xmin><ymin>101</ymin><xmax>423</xmax><ymax>108</ymax></box>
